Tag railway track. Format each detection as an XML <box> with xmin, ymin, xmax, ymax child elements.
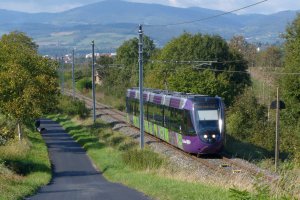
<box><xmin>64</xmin><ymin>90</ymin><xmax>279</xmax><ymax>182</ymax></box>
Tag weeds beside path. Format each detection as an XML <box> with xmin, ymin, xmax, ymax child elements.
<box><xmin>0</xmin><ymin>128</ymin><xmax>51</xmax><ymax>200</ymax></box>
<box><xmin>48</xmin><ymin>114</ymin><xmax>231</xmax><ymax>200</ymax></box>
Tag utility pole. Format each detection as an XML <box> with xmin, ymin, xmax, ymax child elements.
<box><xmin>72</xmin><ymin>48</ymin><xmax>75</xmax><ymax>99</ymax></box>
<box><xmin>275</xmin><ymin>87</ymin><xmax>280</xmax><ymax>172</ymax></box>
<box><xmin>138</xmin><ymin>24</ymin><xmax>144</xmax><ymax>149</ymax></box>
<box><xmin>61</xmin><ymin>56</ymin><xmax>65</xmax><ymax>95</ymax></box>
<box><xmin>92</xmin><ymin>41</ymin><xmax>96</xmax><ymax>123</ymax></box>
<box><xmin>270</xmin><ymin>87</ymin><xmax>285</xmax><ymax>173</ymax></box>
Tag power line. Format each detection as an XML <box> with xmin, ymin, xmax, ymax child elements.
<box><xmin>145</xmin><ymin>0</ymin><xmax>268</xmax><ymax>27</ymax></box>
<box><xmin>193</xmin><ymin>66</ymin><xmax>300</xmax><ymax>75</ymax></box>
<box><xmin>148</xmin><ymin>59</ymin><xmax>245</xmax><ymax>64</ymax></box>
<box><xmin>95</xmin><ymin>63</ymin><xmax>125</xmax><ymax>68</ymax></box>
<box><xmin>271</xmin><ymin>72</ymin><xmax>300</xmax><ymax>75</ymax></box>
<box><xmin>192</xmin><ymin>65</ymin><xmax>249</xmax><ymax>74</ymax></box>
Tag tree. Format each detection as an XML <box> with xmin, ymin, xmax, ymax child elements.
<box><xmin>259</xmin><ymin>45</ymin><xmax>283</xmax><ymax>69</ymax></box>
<box><xmin>0</xmin><ymin>32</ymin><xmax>59</xmax><ymax>140</ymax></box>
<box><xmin>227</xmin><ymin>89</ymin><xmax>274</xmax><ymax>151</ymax></box>
<box><xmin>96</xmin><ymin>55</ymin><xmax>114</xmax><ymax>84</ymax></box>
<box><xmin>229</xmin><ymin>35</ymin><xmax>258</xmax><ymax>68</ymax></box>
<box><xmin>145</xmin><ymin>33</ymin><xmax>250</xmax><ymax>105</ymax></box>
<box><xmin>102</xmin><ymin>36</ymin><xmax>156</xmax><ymax>97</ymax></box>
<box><xmin>280</xmin><ymin>14</ymin><xmax>300</xmax><ymax>157</ymax></box>
<box><xmin>115</xmin><ymin>35</ymin><xmax>156</xmax><ymax>86</ymax></box>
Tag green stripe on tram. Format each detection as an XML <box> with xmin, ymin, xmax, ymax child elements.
<box><xmin>144</xmin><ymin>120</ymin><xmax>149</xmax><ymax>132</ymax></box>
<box><xmin>164</xmin><ymin>128</ymin><xmax>169</xmax><ymax>142</ymax></box>
<box><xmin>177</xmin><ymin>134</ymin><xmax>183</xmax><ymax>149</ymax></box>
<box><xmin>153</xmin><ymin>124</ymin><xmax>158</xmax><ymax>136</ymax></box>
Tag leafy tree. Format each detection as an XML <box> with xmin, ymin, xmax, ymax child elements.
<box><xmin>102</xmin><ymin>36</ymin><xmax>156</xmax><ymax>97</ymax></box>
<box><xmin>0</xmin><ymin>31</ymin><xmax>59</xmax><ymax>140</ymax></box>
<box><xmin>145</xmin><ymin>33</ymin><xmax>250</xmax><ymax>105</ymax></box>
<box><xmin>0</xmin><ymin>115</ymin><xmax>15</xmax><ymax>145</ymax></box>
<box><xmin>259</xmin><ymin>45</ymin><xmax>283</xmax><ymax>69</ymax></box>
<box><xmin>97</xmin><ymin>55</ymin><xmax>114</xmax><ymax>67</ymax></box>
<box><xmin>227</xmin><ymin>89</ymin><xmax>275</xmax><ymax>151</ymax></box>
<box><xmin>229</xmin><ymin>35</ymin><xmax>258</xmax><ymax>67</ymax></box>
<box><xmin>96</xmin><ymin>55</ymin><xmax>114</xmax><ymax>85</ymax></box>
<box><xmin>280</xmin><ymin>14</ymin><xmax>300</xmax><ymax>158</ymax></box>
<box><xmin>115</xmin><ymin>35</ymin><xmax>156</xmax><ymax>86</ymax></box>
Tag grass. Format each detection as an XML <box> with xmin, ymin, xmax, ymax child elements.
<box><xmin>224</xmin><ymin>134</ymin><xmax>273</xmax><ymax>162</ymax></box>
<box><xmin>0</xmin><ymin>127</ymin><xmax>51</xmax><ymax>200</ymax></box>
<box><xmin>48</xmin><ymin>114</ymin><xmax>232</xmax><ymax>200</ymax></box>
<box><xmin>95</xmin><ymin>87</ymin><xmax>126</xmax><ymax>111</ymax></box>
<box><xmin>59</xmin><ymin>88</ymin><xmax>300</xmax><ymax>199</ymax></box>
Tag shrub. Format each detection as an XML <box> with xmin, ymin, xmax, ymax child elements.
<box><xmin>58</xmin><ymin>96</ymin><xmax>90</xmax><ymax>119</ymax></box>
<box><xmin>122</xmin><ymin>149</ymin><xmax>165</xmax><ymax>170</ymax></box>
<box><xmin>0</xmin><ymin>116</ymin><xmax>16</xmax><ymax>145</ymax></box>
<box><xmin>226</xmin><ymin>89</ymin><xmax>275</xmax><ymax>152</ymax></box>
<box><xmin>74</xmin><ymin>70</ymin><xmax>84</xmax><ymax>81</ymax></box>
<box><xmin>76</xmin><ymin>78</ymin><xmax>92</xmax><ymax>92</ymax></box>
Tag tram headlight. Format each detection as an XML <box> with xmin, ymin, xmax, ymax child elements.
<box><xmin>212</xmin><ymin>134</ymin><xmax>216</xmax><ymax>139</ymax></box>
<box><xmin>204</xmin><ymin>135</ymin><xmax>208</xmax><ymax>139</ymax></box>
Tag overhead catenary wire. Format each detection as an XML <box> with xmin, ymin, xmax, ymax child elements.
<box><xmin>148</xmin><ymin>59</ymin><xmax>246</xmax><ymax>64</ymax></box>
<box><xmin>94</xmin><ymin>57</ymin><xmax>300</xmax><ymax>75</ymax></box>
<box><xmin>145</xmin><ymin>0</ymin><xmax>268</xmax><ymax>27</ymax></box>
<box><xmin>192</xmin><ymin>66</ymin><xmax>300</xmax><ymax>75</ymax></box>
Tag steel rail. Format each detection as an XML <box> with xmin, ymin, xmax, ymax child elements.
<box><xmin>64</xmin><ymin>90</ymin><xmax>278</xmax><ymax>181</ymax></box>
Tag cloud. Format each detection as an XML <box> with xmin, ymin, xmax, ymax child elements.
<box><xmin>0</xmin><ymin>0</ymin><xmax>99</xmax><ymax>13</ymax></box>
<box><xmin>168</xmin><ymin>0</ymin><xmax>180</xmax><ymax>7</ymax></box>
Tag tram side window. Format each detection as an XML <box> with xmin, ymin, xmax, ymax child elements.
<box><xmin>144</xmin><ymin>102</ymin><xmax>148</xmax><ymax>120</ymax></box>
<box><xmin>132</xmin><ymin>99</ymin><xmax>139</xmax><ymax>116</ymax></box>
<box><xmin>148</xmin><ymin>103</ymin><xmax>163</xmax><ymax>126</ymax></box>
<box><xmin>169</xmin><ymin>107</ymin><xmax>183</xmax><ymax>133</ymax></box>
<box><xmin>127</xmin><ymin>98</ymin><xmax>134</xmax><ymax>115</ymax></box>
<box><xmin>147</xmin><ymin>103</ymin><xmax>154</xmax><ymax>123</ymax></box>
<box><xmin>183</xmin><ymin>110</ymin><xmax>196</xmax><ymax>135</ymax></box>
<box><xmin>157</xmin><ymin>103</ymin><xmax>163</xmax><ymax>126</ymax></box>
<box><xmin>164</xmin><ymin>107</ymin><xmax>171</xmax><ymax>129</ymax></box>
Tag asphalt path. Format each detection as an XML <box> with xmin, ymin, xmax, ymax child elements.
<box><xmin>27</xmin><ymin>119</ymin><xmax>150</xmax><ymax>200</ymax></box>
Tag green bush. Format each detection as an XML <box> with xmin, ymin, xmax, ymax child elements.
<box><xmin>76</xmin><ymin>78</ymin><xmax>92</xmax><ymax>92</ymax></box>
<box><xmin>74</xmin><ymin>70</ymin><xmax>84</xmax><ymax>81</ymax></box>
<box><xmin>226</xmin><ymin>89</ymin><xmax>275</xmax><ymax>152</ymax></box>
<box><xmin>122</xmin><ymin>149</ymin><xmax>165</xmax><ymax>170</ymax></box>
<box><xmin>58</xmin><ymin>96</ymin><xmax>90</xmax><ymax>119</ymax></box>
<box><xmin>0</xmin><ymin>115</ymin><xmax>16</xmax><ymax>145</ymax></box>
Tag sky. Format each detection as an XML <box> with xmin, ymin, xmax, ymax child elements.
<box><xmin>0</xmin><ymin>0</ymin><xmax>299</xmax><ymax>14</ymax></box>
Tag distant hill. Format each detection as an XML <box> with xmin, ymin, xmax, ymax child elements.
<box><xmin>0</xmin><ymin>0</ymin><xmax>298</xmax><ymax>55</ymax></box>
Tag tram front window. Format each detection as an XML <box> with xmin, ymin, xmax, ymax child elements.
<box><xmin>195</xmin><ymin>109</ymin><xmax>220</xmax><ymax>142</ymax></box>
<box><xmin>197</xmin><ymin>110</ymin><xmax>218</xmax><ymax>121</ymax></box>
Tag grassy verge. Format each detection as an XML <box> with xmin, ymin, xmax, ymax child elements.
<box><xmin>48</xmin><ymin>114</ymin><xmax>231</xmax><ymax>200</ymax></box>
<box><xmin>94</xmin><ymin>86</ymin><xmax>125</xmax><ymax>111</ymax></box>
<box><xmin>0</xmin><ymin>127</ymin><xmax>51</xmax><ymax>200</ymax></box>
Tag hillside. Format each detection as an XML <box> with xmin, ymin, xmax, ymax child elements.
<box><xmin>0</xmin><ymin>0</ymin><xmax>298</xmax><ymax>55</ymax></box>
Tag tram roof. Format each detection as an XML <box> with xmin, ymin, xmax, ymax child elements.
<box><xmin>127</xmin><ymin>88</ymin><xmax>220</xmax><ymax>110</ymax></box>
<box><xmin>128</xmin><ymin>87</ymin><xmax>212</xmax><ymax>98</ymax></box>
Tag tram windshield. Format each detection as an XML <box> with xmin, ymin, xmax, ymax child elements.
<box><xmin>194</xmin><ymin>108</ymin><xmax>220</xmax><ymax>135</ymax></box>
<box><xmin>197</xmin><ymin>109</ymin><xmax>219</xmax><ymax>129</ymax></box>
<box><xmin>197</xmin><ymin>110</ymin><xmax>218</xmax><ymax>121</ymax></box>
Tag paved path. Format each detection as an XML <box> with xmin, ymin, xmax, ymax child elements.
<box><xmin>27</xmin><ymin>119</ymin><xmax>150</xmax><ymax>200</ymax></box>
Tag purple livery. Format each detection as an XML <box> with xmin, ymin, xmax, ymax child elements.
<box><xmin>126</xmin><ymin>88</ymin><xmax>225</xmax><ymax>154</ymax></box>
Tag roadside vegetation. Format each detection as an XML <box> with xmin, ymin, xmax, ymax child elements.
<box><xmin>0</xmin><ymin>32</ymin><xmax>59</xmax><ymax>199</ymax></box>
<box><xmin>49</xmin><ymin>113</ymin><xmax>232</xmax><ymax>200</ymax></box>
<box><xmin>1</xmin><ymin>11</ymin><xmax>299</xmax><ymax>200</ymax></box>
<box><xmin>61</xmin><ymin>14</ymin><xmax>300</xmax><ymax>200</ymax></box>
<box><xmin>50</xmin><ymin>98</ymin><xmax>297</xmax><ymax>199</ymax></box>
<box><xmin>0</xmin><ymin>125</ymin><xmax>51</xmax><ymax>200</ymax></box>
